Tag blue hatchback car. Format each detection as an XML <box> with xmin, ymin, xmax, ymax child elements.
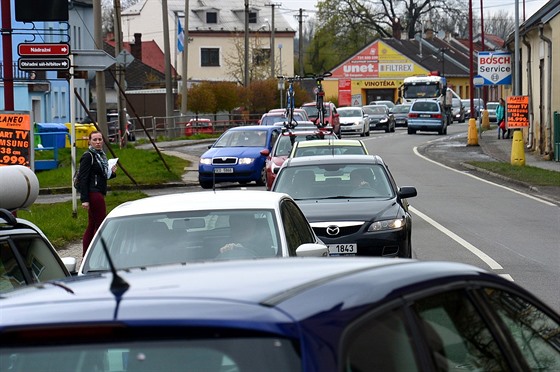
<box><xmin>198</xmin><ymin>125</ymin><xmax>280</xmax><ymax>188</ymax></box>
<box><xmin>1</xmin><ymin>258</ymin><xmax>559</xmax><ymax>371</ymax></box>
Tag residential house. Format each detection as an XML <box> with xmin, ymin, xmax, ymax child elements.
<box><xmin>505</xmin><ymin>0</ymin><xmax>559</xmax><ymax>159</ymax></box>
<box><xmin>121</xmin><ymin>0</ymin><xmax>296</xmax><ymax>85</ymax></box>
<box><xmin>0</xmin><ymin>0</ymin><xmax>92</xmax><ymax>124</ymax></box>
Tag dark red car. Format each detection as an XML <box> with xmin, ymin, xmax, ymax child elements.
<box><xmin>184</xmin><ymin>118</ymin><xmax>214</xmax><ymax>136</ymax></box>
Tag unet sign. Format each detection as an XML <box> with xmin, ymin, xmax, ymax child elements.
<box><xmin>477</xmin><ymin>51</ymin><xmax>512</xmax><ymax>85</ymax></box>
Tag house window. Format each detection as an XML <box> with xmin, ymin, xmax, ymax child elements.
<box><xmin>253</xmin><ymin>48</ymin><xmax>270</xmax><ymax>66</ymax></box>
<box><xmin>201</xmin><ymin>48</ymin><xmax>220</xmax><ymax>67</ymax></box>
<box><xmin>249</xmin><ymin>12</ymin><xmax>257</xmax><ymax>24</ymax></box>
<box><xmin>206</xmin><ymin>12</ymin><xmax>217</xmax><ymax>24</ymax></box>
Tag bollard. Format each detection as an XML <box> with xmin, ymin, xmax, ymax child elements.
<box><xmin>481</xmin><ymin>109</ymin><xmax>490</xmax><ymax>130</ymax></box>
<box><xmin>510</xmin><ymin>130</ymin><xmax>525</xmax><ymax>166</ymax></box>
<box><xmin>467</xmin><ymin>118</ymin><xmax>479</xmax><ymax>146</ymax></box>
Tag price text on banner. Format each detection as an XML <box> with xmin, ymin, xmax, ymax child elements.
<box><xmin>0</xmin><ymin>113</ymin><xmax>31</xmax><ymax>167</ymax></box>
<box><xmin>506</xmin><ymin>96</ymin><xmax>529</xmax><ymax>128</ymax></box>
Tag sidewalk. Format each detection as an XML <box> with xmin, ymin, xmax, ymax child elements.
<box><xmin>478</xmin><ymin>130</ymin><xmax>560</xmax><ymax>173</ymax></box>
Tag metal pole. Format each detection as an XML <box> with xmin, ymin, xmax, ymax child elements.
<box><xmin>514</xmin><ymin>0</ymin><xmax>520</xmax><ymax>95</ymax></box>
<box><xmin>244</xmin><ymin>0</ymin><xmax>249</xmax><ymax>87</ymax></box>
<box><xmin>1</xmin><ymin>0</ymin><xmax>14</xmax><ymax>110</ymax></box>
<box><xmin>69</xmin><ymin>55</ymin><xmax>77</xmax><ymax>217</ymax></box>
<box><xmin>181</xmin><ymin>0</ymin><xmax>189</xmax><ymax>115</ymax></box>
<box><xmin>270</xmin><ymin>4</ymin><xmax>275</xmax><ymax>78</ymax></box>
<box><xmin>114</xmin><ymin>0</ymin><xmax>127</xmax><ymax>147</ymax></box>
<box><xmin>162</xmin><ymin>0</ymin><xmax>174</xmax><ymax>122</ymax></box>
<box><xmin>298</xmin><ymin>8</ymin><xmax>303</xmax><ymax>76</ymax></box>
<box><xmin>94</xmin><ymin>0</ymin><xmax>107</xmax><ymax>141</ymax></box>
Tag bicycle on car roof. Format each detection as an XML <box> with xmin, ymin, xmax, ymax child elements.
<box><xmin>305</xmin><ymin>72</ymin><xmax>332</xmax><ymax>129</ymax></box>
<box><xmin>277</xmin><ymin>75</ymin><xmax>301</xmax><ymax>130</ymax></box>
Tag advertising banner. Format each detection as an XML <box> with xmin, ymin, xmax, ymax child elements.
<box><xmin>506</xmin><ymin>96</ymin><xmax>529</xmax><ymax>128</ymax></box>
<box><xmin>477</xmin><ymin>51</ymin><xmax>512</xmax><ymax>85</ymax></box>
<box><xmin>0</xmin><ymin>112</ymin><xmax>32</xmax><ymax>167</ymax></box>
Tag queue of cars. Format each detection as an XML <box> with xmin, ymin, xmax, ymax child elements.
<box><xmin>2</xmin><ymin>104</ymin><xmax>559</xmax><ymax>371</ymax></box>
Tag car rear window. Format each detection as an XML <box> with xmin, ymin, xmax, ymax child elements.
<box><xmin>412</xmin><ymin>102</ymin><xmax>439</xmax><ymax>112</ymax></box>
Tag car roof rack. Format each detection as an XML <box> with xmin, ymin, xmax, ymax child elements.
<box><xmin>0</xmin><ymin>208</ymin><xmax>18</xmax><ymax>226</ymax></box>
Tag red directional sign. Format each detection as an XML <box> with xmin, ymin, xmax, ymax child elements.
<box><xmin>18</xmin><ymin>43</ymin><xmax>70</xmax><ymax>57</ymax></box>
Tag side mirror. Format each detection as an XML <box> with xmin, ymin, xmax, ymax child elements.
<box><xmin>296</xmin><ymin>243</ymin><xmax>329</xmax><ymax>257</ymax></box>
<box><xmin>398</xmin><ymin>186</ymin><xmax>417</xmax><ymax>199</ymax></box>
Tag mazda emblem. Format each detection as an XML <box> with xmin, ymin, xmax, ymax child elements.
<box><xmin>326</xmin><ymin>225</ymin><xmax>340</xmax><ymax>236</ymax></box>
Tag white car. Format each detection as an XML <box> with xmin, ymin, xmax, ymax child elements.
<box><xmin>79</xmin><ymin>190</ymin><xmax>327</xmax><ymax>274</ymax></box>
<box><xmin>337</xmin><ymin>107</ymin><xmax>369</xmax><ymax>137</ymax></box>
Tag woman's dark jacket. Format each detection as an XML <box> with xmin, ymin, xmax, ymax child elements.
<box><xmin>78</xmin><ymin>151</ymin><xmax>116</xmax><ymax>202</ymax></box>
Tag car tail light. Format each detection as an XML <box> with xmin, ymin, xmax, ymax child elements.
<box><xmin>432</xmin><ymin>114</ymin><xmax>442</xmax><ymax>119</ymax></box>
<box><xmin>408</xmin><ymin>113</ymin><xmax>419</xmax><ymax>118</ymax></box>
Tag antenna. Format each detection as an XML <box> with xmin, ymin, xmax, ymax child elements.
<box><xmin>99</xmin><ymin>237</ymin><xmax>130</xmax><ymax>320</ymax></box>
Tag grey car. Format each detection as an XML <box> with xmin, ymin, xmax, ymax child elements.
<box><xmin>363</xmin><ymin>105</ymin><xmax>395</xmax><ymax>132</ymax></box>
<box><xmin>407</xmin><ymin>99</ymin><xmax>447</xmax><ymax>135</ymax></box>
<box><xmin>452</xmin><ymin>98</ymin><xmax>465</xmax><ymax>123</ymax></box>
<box><xmin>391</xmin><ymin>104</ymin><xmax>411</xmax><ymax>127</ymax></box>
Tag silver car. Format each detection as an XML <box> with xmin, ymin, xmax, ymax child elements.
<box><xmin>337</xmin><ymin>107</ymin><xmax>369</xmax><ymax>137</ymax></box>
<box><xmin>407</xmin><ymin>99</ymin><xmax>447</xmax><ymax>135</ymax></box>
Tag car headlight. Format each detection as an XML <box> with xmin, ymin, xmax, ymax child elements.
<box><xmin>368</xmin><ymin>218</ymin><xmax>405</xmax><ymax>231</ymax></box>
<box><xmin>380</xmin><ymin>118</ymin><xmax>388</xmax><ymax>123</ymax></box>
<box><xmin>238</xmin><ymin>158</ymin><xmax>254</xmax><ymax>165</ymax></box>
<box><xmin>200</xmin><ymin>158</ymin><xmax>212</xmax><ymax>165</ymax></box>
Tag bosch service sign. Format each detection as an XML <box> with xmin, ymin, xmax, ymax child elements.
<box><xmin>477</xmin><ymin>51</ymin><xmax>512</xmax><ymax>85</ymax></box>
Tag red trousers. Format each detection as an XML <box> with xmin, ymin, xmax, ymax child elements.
<box><xmin>82</xmin><ymin>192</ymin><xmax>107</xmax><ymax>256</ymax></box>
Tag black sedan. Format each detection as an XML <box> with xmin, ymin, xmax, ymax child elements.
<box><xmin>363</xmin><ymin>105</ymin><xmax>395</xmax><ymax>132</ymax></box>
<box><xmin>271</xmin><ymin>155</ymin><xmax>417</xmax><ymax>258</ymax></box>
<box><xmin>2</xmin><ymin>258</ymin><xmax>558</xmax><ymax>371</ymax></box>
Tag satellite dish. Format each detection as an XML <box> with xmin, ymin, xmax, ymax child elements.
<box><xmin>437</xmin><ymin>30</ymin><xmax>445</xmax><ymax>39</ymax></box>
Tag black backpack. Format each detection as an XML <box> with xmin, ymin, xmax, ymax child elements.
<box><xmin>73</xmin><ymin>151</ymin><xmax>94</xmax><ymax>192</ymax></box>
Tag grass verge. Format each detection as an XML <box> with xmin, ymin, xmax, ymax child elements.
<box><xmin>18</xmin><ymin>191</ymin><xmax>147</xmax><ymax>249</ymax></box>
<box><xmin>466</xmin><ymin>161</ymin><xmax>560</xmax><ymax>186</ymax></box>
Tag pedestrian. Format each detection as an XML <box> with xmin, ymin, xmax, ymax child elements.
<box><xmin>77</xmin><ymin>131</ymin><xmax>117</xmax><ymax>256</ymax></box>
<box><xmin>496</xmin><ymin>98</ymin><xmax>506</xmax><ymax>139</ymax></box>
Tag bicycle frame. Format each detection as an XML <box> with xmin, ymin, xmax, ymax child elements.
<box><xmin>277</xmin><ymin>75</ymin><xmax>301</xmax><ymax>129</ymax></box>
<box><xmin>307</xmin><ymin>72</ymin><xmax>332</xmax><ymax>128</ymax></box>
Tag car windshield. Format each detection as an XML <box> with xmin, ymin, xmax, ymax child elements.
<box><xmin>365</xmin><ymin>107</ymin><xmax>386</xmax><ymax>114</ymax></box>
<box><xmin>293</xmin><ymin>145</ymin><xmax>366</xmax><ymax>157</ymax></box>
<box><xmin>2</xmin><ymin>337</ymin><xmax>302</xmax><ymax>372</ymax></box>
<box><xmin>412</xmin><ymin>101</ymin><xmax>439</xmax><ymax>112</ymax></box>
<box><xmin>392</xmin><ymin>105</ymin><xmax>410</xmax><ymax>113</ymax></box>
<box><xmin>82</xmin><ymin>210</ymin><xmax>281</xmax><ymax>272</ymax></box>
<box><xmin>487</xmin><ymin>103</ymin><xmax>499</xmax><ymax>110</ymax></box>
<box><xmin>339</xmin><ymin>109</ymin><xmax>362</xmax><ymax>117</ymax></box>
<box><xmin>301</xmin><ymin>105</ymin><xmax>331</xmax><ymax>118</ymax></box>
<box><xmin>261</xmin><ymin>113</ymin><xmax>305</xmax><ymax>126</ymax></box>
<box><xmin>214</xmin><ymin>130</ymin><xmax>268</xmax><ymax>147</ymax></box>
<box><xmin>273</xmin><ymin>164</ymin><xmax>394</xmax><ymax>200</ymax></box>
<box><xmin>404</xmin><ymin>84</ymin><xmax>440</xmax><ymax>99</ymax></box>
<box><xmin>273</xmin><ymin>133</ymin><xmax>336</xmax><ymax>156</ymax></box>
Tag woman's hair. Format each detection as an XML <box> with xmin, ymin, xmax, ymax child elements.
<box><xmin>89</xmin><ymin>131</ymin><xmax>102</xmax><ymax>139</ymax></box>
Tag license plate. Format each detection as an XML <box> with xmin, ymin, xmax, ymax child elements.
<box><xmin>328</xmin><ymin>243</ymin><xmax>357</xmax><ymax>255</ymax></box>
<box><xmin>419</xmin><ymin>114</ymin><xmax>431</xmax><ymax>118</ymax></box>
<box><xmin>214</xmin><ymin>167</ymin><xmax>233</xmax><ymax>173</ymax></box>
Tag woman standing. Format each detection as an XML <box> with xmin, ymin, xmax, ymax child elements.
<box><xmin>496</xmin><ymin>98</ymin><xmax>506</xmax><ymax>139</ymax></box>
<box><xmin>77</xmin><ymin>131</ymin><xmax>117</xmax><ymax>255</ymax></box>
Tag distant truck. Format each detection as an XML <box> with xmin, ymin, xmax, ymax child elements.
<box><xmin>399</xmin><ymin>74</ymin><xmax>459</xmax><ymax>126</ymax></box>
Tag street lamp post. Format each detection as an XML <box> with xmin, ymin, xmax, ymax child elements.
<box><xmin>278</xmin><ymin>43</ymin><xmax>283</xmax><ymax>108</ymax></box>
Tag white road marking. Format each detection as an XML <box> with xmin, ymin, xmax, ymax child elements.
<box><xmin>410</xmin><ymin>206</ymin><xmax>504</xmax><ymax>270</ymax></box>
<box><xmin>413</xmin><ymin>146</ymin><xmax>556</xmax><ymax>207</ymax></box>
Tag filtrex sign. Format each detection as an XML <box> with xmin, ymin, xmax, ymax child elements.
<box><xmin>477</xmin><ymin>51</ymin><xmax>512</xmax><ymax>85</ymax></box>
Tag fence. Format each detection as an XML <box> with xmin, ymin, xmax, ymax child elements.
<box><xmin>127</xmin><ymin>113</ymin><xmax>263</xmax><ymax>140</ymax></box>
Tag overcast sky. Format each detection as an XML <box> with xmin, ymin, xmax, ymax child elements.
<box><xmin>277</xmin><ymin>0</ymin><xmax>548</xmax><ymax>27</ymax></box>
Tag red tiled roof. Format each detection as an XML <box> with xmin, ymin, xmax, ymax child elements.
<box><xmin>106</xmin><ymin>39</ymin><xmax>177</xmax><ymax>76</ymax></box>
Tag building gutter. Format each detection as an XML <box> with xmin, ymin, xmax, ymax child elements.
<box><xmin>521</xmin><ymin>35</ymin><xmax>534</xmax><ymax>150</ymax></box>
<box><xmin>539</xmin><ymin>25</ymin><xmax>552</xmax><ymax>155</ymax></box>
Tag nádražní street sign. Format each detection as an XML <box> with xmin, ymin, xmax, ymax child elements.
<box><xmin>477</xmin><ymin>51</ymin><xmax>512</xmax><ymax>85</ymax></box>
<box><xmin>18</xmin><ymin>43</ymin><xmax>70</xmax><ymax>56</ymax></box>
<box><xmin>18</xmin><ymin>58</ymin><xmax>70</xmax><ymax>71</ymax></box>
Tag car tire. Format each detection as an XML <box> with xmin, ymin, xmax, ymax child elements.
<box><xmin>385</xmin><ymin>126</ymin><xmax>390</xmax><ymax>133</ymax></box>
<box><xmin>407</xmin><ymin>128</ymin><xmax>416</xmax><ymax>135</ymax></box>
<box><xmin>199</xmin><ymin>180</ymin><xmax>213</xmax><ymax>189</ymax></box>
<box><xmin>255</xmin><ymin>166</ymin><xmax>266</xmax><ymax>186</ymax></box>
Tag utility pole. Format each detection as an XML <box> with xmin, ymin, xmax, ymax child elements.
<box><xmin>162</xmin><ymin>0</ymin><xmax>174</xmax><ymax>122</ymax></box>
<box><xmin>298</xmin><ymin>8</ymin><xmax>304</xmax><ymax>76</ymax></box>
<box><xmin>266</xmin><ymin>3</ymin><xmax>281</xmax><ymax>78</ymax></box>
<box><xmin>94</xmin><ymin>0</ymin><xmax>107</xmax><ymax>140</ymax></box>
<box><xmin>1</xmin><ymin>0</ymin><xmax>14</xmax><ymax>110</ymax></box>
<box><xmin>180</xmin><ymin>0</ymin><xmax>190</xmax><ymax>115</ymax></box>
<box><xmin>113</xmin><ymin>0</ymin><xmax>127</xmax><ymax>147</ymax></box>
<box><xmin>244</xmin><ymin>0</ymin><xmax>249</xmax><ymax>87</ymax></box>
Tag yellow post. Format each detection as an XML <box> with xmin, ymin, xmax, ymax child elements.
<box><xmin>510</xmin><ymin>130</ymin><xmax>525</xmax><ymax>166</ymax></box>
<box><xmin>481</xmin><ymin>109</ymin><xmax>490</xmax><ymax>129</ymax></box>
<box><xmin>467</xmin><ymin>118</ymin><xmax>479</xmax><ymax>146</ymax></box>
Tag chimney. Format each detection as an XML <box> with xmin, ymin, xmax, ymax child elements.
<box><xmin>131</xmin><ymin>33</ymin><xmax>142</xmax><ymax>61</ymax></box>
<box><xmin>392</xmin><ymin>17</ymin><xmax>402</xmax><ymax>40</ymax></box>
<box><xmin>424</xmin><ymin>28</ymin><xmax>434</xmax><ymax>40</ymax></box>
